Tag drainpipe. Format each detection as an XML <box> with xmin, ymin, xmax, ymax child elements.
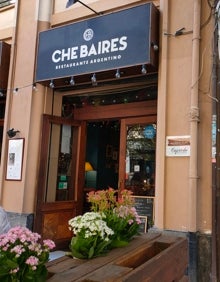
<box><xmin>189</xmin><ymin>0</ymin><xmax>201</xmax><ymax>233</ymax></box>
<box><xmin>211</xmin><ymin>50</ymin><xmax>217</xmax><ymax>281</ymax></box>
<box><xmin>213</xmin><ymin>2</ymin><xmax>220</xmax><ymax>280</ymax></box>
<box><xmin>188</xmin><ymin>3</ymin><xmax>201</xmax><ymax>279</ymax></box>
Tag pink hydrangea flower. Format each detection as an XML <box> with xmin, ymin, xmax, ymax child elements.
<box><xmin>43</xmin><ymin>239</ymin><xmax>56</xmax><ymax>250</ymax></box>
<box><xmin>26</xmin><ymin>256</ymin><xmax>39</xmax><ymax>266</ymax></box>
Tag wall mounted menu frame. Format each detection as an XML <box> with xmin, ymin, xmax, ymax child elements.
<box><xmin>6</xmin><ymin>138</ymin><xmax>24</xmax><ymax>181</ymax></box>
<box><xmin>132</xmin><ymin>196</ymin><xmax>154</xmax><ymax>228</ymax></box>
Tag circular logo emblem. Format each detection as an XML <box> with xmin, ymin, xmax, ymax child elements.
<box><xmin>83</xmin><ymin>28</ymin><xmax>94</xmax><ymax>41</ymax></box>
<box><xmin>144</xmin><ymin>125</ymin><xmax>156</xmax><ymax>139</ymax></box>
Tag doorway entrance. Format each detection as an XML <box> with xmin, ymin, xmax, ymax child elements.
<box><xmin>85</xmin><ymin>120</ymin><xmax>120</xmax><ymax>191</ymax></box>
<box><xmin>85</xmin><ymin>118</ymin><xmax>156</xmax><ymax>196</ymax></box>
<box><xmin>77</xmin><ymin>98</ymin><xmax>157</xmax><ymax>218</ymax></box>
<box><xmin>35</xmin><ymin>89</ymin><xmax>157</xmax><ymax>247</ymax></box>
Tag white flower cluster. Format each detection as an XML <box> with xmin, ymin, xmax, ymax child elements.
<box><xmin>68</xmin><ymin>212</ymin><xmax>114</xmax><ymax>240</ymax></box>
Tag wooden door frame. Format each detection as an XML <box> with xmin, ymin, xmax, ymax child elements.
<box><xmin>35</xmin><ymin>114</ymin><xmax>85</xmax><ymax>203</ymax></box>
<box><xmin>34</xmin><ymin>114</ymin><xmax>86</xmax><ymax>248</ymax></box>
<box><xmin>118</xmin><ymin>116</ymin><xmax>157</xmax><ymax>191</ymax></box>
<box><xmin>74</xmin><ymin>100</ymin><xmax>157</xmax><ymax>191</ymax></box>
<box><xmin>74</xmin><ymin>100</ymin><xmax>157</xmax><ymax>121</ymax></box>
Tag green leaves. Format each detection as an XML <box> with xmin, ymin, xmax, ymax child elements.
<box><xmin>0</xmin><ymin>256</ymin><xmax>18</xmax><ymax>281</ymax></box>
<box><xmin>69</xmin><ymin>232</ymin><xmax>113</xmax><ymax>259</ymax></box>
<box><xmin>88</xmin><ymin>246</ymin><xmax>94</xmax><ymax>259</ymax></box>
<box><xmin>110</xmin><ymin>239</ymin><xmax>129</xmax><ymax>248</ymax></box>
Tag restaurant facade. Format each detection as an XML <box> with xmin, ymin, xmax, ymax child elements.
<box><xmin>0</xmin><ymin>0</ymin><xmax>218</xmax><ymax>280</ymax></box>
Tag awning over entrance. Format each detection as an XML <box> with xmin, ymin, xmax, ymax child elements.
<box><xmin>35</xmin><ymin>3</ymin><xmax>159</xmax><ymax>89</ymax></box>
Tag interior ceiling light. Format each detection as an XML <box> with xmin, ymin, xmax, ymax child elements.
<box><xmin>0</xmin><ymin>88</ymin><xmax>5</xmax><ymax>97</ymax></box>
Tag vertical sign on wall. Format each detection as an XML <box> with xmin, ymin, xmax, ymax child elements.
<box><xmin>6</xmin><ymin>138</ymin><xmax>25</xmax><ymax>181</ymax></box>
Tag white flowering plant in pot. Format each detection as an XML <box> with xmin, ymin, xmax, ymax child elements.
<box><xmin>68</xmin><ymin>212</ymin><xmax>114</xmax><ymax>259</ymax></box>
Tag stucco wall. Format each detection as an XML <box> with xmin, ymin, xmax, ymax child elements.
<box><xmin>156</xmin><ymin>0</ymin><xmax>212</xmax><ymax>235</ymax></box>
<box><xmin>0</xmin><ymin>0</ymin><xmax>213</xmax><ymax>235</ymax></box>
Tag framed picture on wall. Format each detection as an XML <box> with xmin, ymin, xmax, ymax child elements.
<box><xmin>6</xmin><ymin>138</ymin><xmax>25</xmax><ymax>181</ymax></box>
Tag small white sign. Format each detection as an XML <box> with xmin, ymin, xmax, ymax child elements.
<box><xmin>6</xmin><ymin>138</ymin><xmax>24</xmax><ymax>180</ymax></box>
<box><xmin>134</xmin><ymin>165</ymin><xmax>140</xmax><ymax>172</ymax></box>
<box><xmin>166</xmin><ymin>136</ymin><xmax>190</xmax><ymax>157</ymax></box>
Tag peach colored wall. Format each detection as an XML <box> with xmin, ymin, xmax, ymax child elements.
<box><xmin>51</xmin><ymin>0</ymin><xmax>160</xmax><ymax>26</ymax></box>
<box><xmin>0</xmin><ymin>0</ymin><xmax>213</xmax><ymax>234</ymax></box>
<box><xmin>156</xmin><ymin>0</ymin><xmax>212</xmax><ymax>233</ymax></box>
<box><xmin>0</xmin><ymin>1</ymin><xmax>52</xmax><ymax>213</ymax></box>
<box><xmin>0</xmin><ymin>5</ymin><xmax>15</xmax><ymax>42</ymax></box>
<box><xmin>163</xmin><ymin>0</ymin><xmax>193</xmax><ymax>232</ymax></box>
<box><xmin>0</xmin><ymin>0</ymin><xmax>39</xmax><ymax>212</ymax></box>
<box><xmin>0</xmin><ymin>5</ymin><xmax>15</xmax><ymax>29</ymax></box>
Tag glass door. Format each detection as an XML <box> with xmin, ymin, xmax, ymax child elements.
<box><xmin>119</xmin><ymin>116</ymin><xmax>156</xmax><ymax>196</ymax></box>
<box><xmin>34</xmin><ymin>115</ymin><xmax>86</xmax><ymax>249</ymax></box>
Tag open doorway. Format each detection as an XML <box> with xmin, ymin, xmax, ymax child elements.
<box><xmin>85</xmin><ymin>120</ymin><xmax>120</xmax><ymax>190</ymax></box>
<box><xmin>84</xmin><ymin>118</ymin><xmax>156</xmax><ymax>197</ymax></box>
<box><xmin>62</xmin><ymin>88</ymin><xmax>158</xmax><ymax>216</ymax></box>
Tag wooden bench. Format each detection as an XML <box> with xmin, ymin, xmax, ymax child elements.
<box><xmin>46</xmin><ymin>233</ymin><xmax>188</xmax><ymax>282</ymax></box>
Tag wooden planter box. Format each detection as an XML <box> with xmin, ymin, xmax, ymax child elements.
<box><xmin>46</xmin><ymin>233</ymin><xmax>188</xmax><ymax>282</ymax></box>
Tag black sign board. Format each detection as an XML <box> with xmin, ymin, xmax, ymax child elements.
<box><xmin>132</xmin><ymin>196</ymin><xmax>154</xmax><ymax>228</ymax></box>
<box><xmin>35</xmin><ymin>3</ymin><xmax>158</xmax><ymax>82</ymax></box>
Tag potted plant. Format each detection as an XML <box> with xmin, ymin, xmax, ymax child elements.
<box><xmin>68</xmin><ymin>188</ymin><xmax>141</xmax><ymax>259</ymax></box>
<box><xmin>68</xmin><ymin>212</ymin><xmax>114</xmax><ymax>259</ymax></box>
<box><xmin>88</xmin><ymin>188</ymin><xmax>141</xmax><ymax>248</ymax></box>
<box><xmin>0</xmin><ymin>226</ymin><xmax>55</xmax><ymax>281</ymax></box>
